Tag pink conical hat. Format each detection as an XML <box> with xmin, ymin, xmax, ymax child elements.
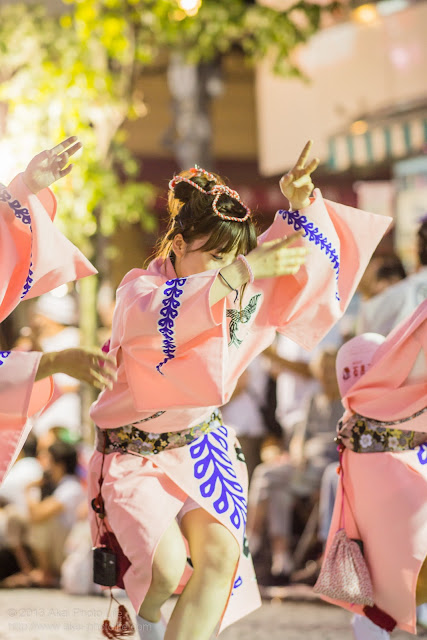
<box><xmin>336</xmin><ymin>333</ymin><xmax>386</xmax><ymax>397</ymax></box>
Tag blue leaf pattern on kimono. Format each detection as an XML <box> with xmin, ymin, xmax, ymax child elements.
<box><xmin>231</xmin><ymin>575</ymin><xmax>243</xmax><ymax>596</ymax></box>
<box><xmin>0</xmin><ymin>351</ymin><xmax>11</xmax><ymax>366</ymax></box>
<box><xmin>418</xmin><ymin>444</ymin><xmax>427</xmax><ymax>465</ymax></box>
<box><xmin>278</xmin><ymin>209</ymin><xmax>340</xmax><ymax>301</ymax></box>
<box><xmin>156</xmin><ymin>278</ymin><xmax>187</xmax><ymax>374</ymax></box>
<box><xmin>21</xmin><ymin>261</ymin><xmax>34</xmax><ymax>299</ymax></box>
<box><xmin>0</xmin><ymin>184</ymin><xmax>32</xmax><ymax>225</ymax></box>
<box><xmin>0</xmin><ymin>185</ymin><xmax>34</xmax><ymax>301</ymax></box>
<box><xmin>190</xmin><ymin>425</ymin><xmax>247</xmax><ymax>533</ymax></box>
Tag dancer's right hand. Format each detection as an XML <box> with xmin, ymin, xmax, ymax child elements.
<box><xmin>23</xmin><ymin>136</ymin><xmax>82</xmax><ymax>193</ymax></box>
<box><xmin>35</xmin><ymin>347</ymin><xmax>117</xmax><ymax>390</ymax></box>
<box><xmin>245</xmin><ymin>232</ymin><xmax>309</xmax><ymax>279</ymax></box>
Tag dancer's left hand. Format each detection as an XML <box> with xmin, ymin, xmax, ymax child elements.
<box><xmin>279</xmin><ymin>140</ymin><xmax>319</xmax><ymax>210</ymax></box>
<box><xmin>23</xmin><ymin>136</ymin><xmax>82</xmax><ymax>193</ymax></box>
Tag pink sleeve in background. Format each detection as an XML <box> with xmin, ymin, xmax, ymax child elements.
<box><xmin>0</xmin><ymin>173</ymin><xmax>97</xmax><ymax>322</ymax></box>
<box><xmin>0</xmin><ymin>350</ymin><xmax>53</xmax><ymax>483</ymax></box>
<box><xmin>344</xmin><ymin>299</ymin><xmax>427</xmax><ymax>429</ymax></box>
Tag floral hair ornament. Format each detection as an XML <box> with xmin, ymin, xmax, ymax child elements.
<box><xmin>168</xmin><ymin>169</ymin><xmax>251</xmax><ymax>223</ymax></box>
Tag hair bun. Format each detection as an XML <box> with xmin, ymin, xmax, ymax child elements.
<box><xmin>173</xmin><ymin>175</ymin><xmax>215</xmax><ymax>206</ymax></box>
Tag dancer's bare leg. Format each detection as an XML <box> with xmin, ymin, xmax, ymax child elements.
<box><xmin>416</xmin><ymin>556</ymin><xmax>427</xmax><ymax>605</ymax></box>
<box><xmin>138</xmin><ymin>519</ymin><xmax>187</xmax><ymax>623</ymax></box>
<box><xmin>165</xmin><ymin>508</ymin><xmax>240</xmax><ymax>640</ymax></box>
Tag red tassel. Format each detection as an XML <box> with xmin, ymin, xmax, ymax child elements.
<box><xmin>102</xmin><ymin>603</ymin><xmax>135</xmax><ymax>639</ymax></box>
<box><xmin>116</xmin><ymin>604</ymin><xmax>135</xmax><ymax>636</ymax></box>
<box><xmin>102</xmin><ymin>620</ymin><xmax>115</xmax><ymax>639</ymax></box>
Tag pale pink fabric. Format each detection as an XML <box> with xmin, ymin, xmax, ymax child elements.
<box><xmin>344</xmin><ymin>298</ymin><xmax>427</xmax><ymax>428</ymax></box>
<box><xmin>0</xmin><ymin>351</ymin><xmax>53</xmax><ymax>481</ymax></box>
<box><xmin>323</xmin><ymin>300</ymin><xmax>427</xmax><ymax>633</ymax></box>
<box><xmin>0</xmin><ymin>173</ymin><xmax>96</xmax><ymax>484</ymax></box>
<box><xmin>0</xmin><ymin>173</ymin><xmax>96</xmax><ymax>322</ymax></box>
<box><xmin>88</xmin><ymin>191</ymin><xmax>391</xmax><ymax>632</ymax></box>
<box><xmin>88</xmin><ymin>425</ymin><xmax>260</xmax><ymax>634</ymax></box>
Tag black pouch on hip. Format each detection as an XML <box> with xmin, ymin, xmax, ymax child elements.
<box><xmin>93</xmin><ymin>546</ymin><xmax>117</xmax><ymax>586</ymax></box>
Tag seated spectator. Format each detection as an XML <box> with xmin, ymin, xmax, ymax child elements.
<box><xmin>358</xmin><ymin>217</ymin><xmax>427</xmax><ymax>335</ymax></box>
<box><xmin>246</xmin><ymin>349</ymin><xmax>343</xmax><ymax>585</ymax></box>
<box><xmin>25</xmin><ymin>441</ymin><xmax>85</xmax><ymax>586</ymax></box>
<box><xmin>0</xmin><ymin>434</ymin><xmax>42</xmax><ymax>586</ymax></box>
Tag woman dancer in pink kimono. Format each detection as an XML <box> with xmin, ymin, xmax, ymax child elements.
<box><xmin>320</xmin><ymin>300</ymin><xmax>427</xmax><ymax>639</ymax></box>
<box><xmin>0</xmin><ymin>137</ymin><xmax>116</xmax><ymax>484</ymax></box>
<box><xmin>87</xmin><ymin>141</ymin><xmax>392</xmax><ymax>640</ymax></box>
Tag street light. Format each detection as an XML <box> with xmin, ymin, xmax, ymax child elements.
<box><xmin>178</xmin><ymin>0</ymin><xmax>202</xmax><ymax>16</ymax></box>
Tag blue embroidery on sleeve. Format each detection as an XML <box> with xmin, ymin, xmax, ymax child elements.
<box><xmin>190</xmin><ymin>425</ymin><xmax>247</xmax><ymax>534</ymax></box>
<box><xmin>278</xmin><ymin>209</ymin><xmax>340</xmax><ymax>301</ymax></box>
<box><xmin>0</xmin><ymin>351</ymin><xmax>11</xmax><ymax>366</ymax></box>
<box><xmin>21</xmin><ymin>261</ymin><xmax>34</xmax><ymax>299</ymax></box>
<box><xmin>0</xmin><ymin>184</ymin><xmax>33</xmax><ymax>300</ymax></box>
<box><xmin>0</xmin><ymin>184</ymin><xmax>32</xmax><ymax>225</ymax></box>
<box><xmin>156</xmin><ymin>278</ymin><xmax>187</xmax><ymax>374</ymax></box>
<box><xmin>418</xmin><ymin>444</ymin><xmax>427</xmax><ymax>465</ymax></box>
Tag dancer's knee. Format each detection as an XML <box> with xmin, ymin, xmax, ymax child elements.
<box><xmin>151</xmin><ymin>552</ymin><xmax>187</xmax><ymax>599</ymax></box>
<box><xmin>194</xmin><ymin>528</ymin><xmax>240</xmax><ymax>586</ymax></box>
<box><xmin>149</xmin><ymin>523</ymin><xmax>187</xmax><ymax>599</ymax></box>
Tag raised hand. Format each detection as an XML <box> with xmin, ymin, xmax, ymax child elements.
<box><xmin>245</xmin><ymin>232</ymin><xmax>309</xmax><ymax>279</ymax></box>
<box><xmin>23</xmin><ymin>136</ymin><xmax>82</xmax><ymax>193</ymax></box>
<box><xmin>279</xmin><ymin>140</ymin><xmax>319</xmax><ymax>211</ymax></box>
<box><xmin>36</xmin><ymin>347</ymin><xmax>117</xmax><ymax>391</ymax></box>
<box><xmin>211</xmin><ymin>233</ymin><xmax>309</xmax><ymax>306</ymax></box>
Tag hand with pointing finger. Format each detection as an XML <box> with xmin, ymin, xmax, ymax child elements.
<box><xmin>280</xmin><ymin>140</ymin><xmax>319</xmax><ymax>211</ymax></box>
<box><xmin>246</xmin><ymin>231</ymin><xmax>309</xmax><ymax>279</ymax></box>
<box><xmin>23</xmin><ymin>136</ymin><xmax>82</xmax><ymax>194</ymax></box>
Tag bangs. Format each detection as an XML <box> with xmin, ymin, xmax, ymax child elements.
<box><xmin>191</xmin><ymin>217</ymin><xmax>257</xmax><ymax>257</ymax></box>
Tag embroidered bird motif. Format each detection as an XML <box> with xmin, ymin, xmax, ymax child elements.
<box><xmin>226</xmin><ymin>294</ymin><xmax>261</xmax><ymax>347</ymax></box>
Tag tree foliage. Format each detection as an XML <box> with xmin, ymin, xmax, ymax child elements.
<box><xmin>0</xmin><ymin>0</ymin><xmax>340</xmax><ymax>256</ymax></box>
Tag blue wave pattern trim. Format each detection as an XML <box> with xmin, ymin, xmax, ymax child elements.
<box><xmin>0</xmin><ymin>351</ymin><xmax>11</xmax><ymax>366</ymax></box>
<box><xmin>418</xmin><ymin>444</ymin><xmax>427</xmax><ymax>465</ymax></box>
<box><xmin>21</xmin><ymin>261</ymin><xmax>34</xmax><ymax>299</ymax></box>
<box><xmin>278</xmin><ymin>209</ymin><xmax>341</xmax><ymax>301</ymax></box>
<box><xmin>0</xmin><ymin>184</ymin><xmax>34</xmax><ymax>300</ymax></box>
<box><xmin>156</xmin><ymin>278</ymin><xmax>187</xmax><ymax>374</ymax></box>
<box><xmin>190</xmin><ymin>424</ymin><xmax>247</xmax><ymax>534</ymax></box>
<box><xmin>0</xmin><ymin>184</ymin><xmax>32</xmax><ymax>225</ymax></box>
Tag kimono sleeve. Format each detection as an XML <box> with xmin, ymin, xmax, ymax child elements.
<box><xmin>0</xmin><ymin>174</ymin><xmax>97</xmax><ymax>322</ymax></box>
<box><xmin>119</xmin><ymin>272</ymin><xmax>229</xmax><ymax>411</ymax></box>
<box><xmin>257</xmin><ymin>189</ymin><xmax>392</xmax><ymax>350</ymax></box>
<box><xmin>0</xmin><ymin>350</ymin><xmax>53</xmax><ymax>483</ymax></box>
<box><xmin>344</xmin><ymin>299</ymin><xmax>427</xmax><ymax>429</ymax></box>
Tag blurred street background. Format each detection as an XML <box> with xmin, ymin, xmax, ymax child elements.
<box><xmin>0</xmin><ymin>0</ymin><xmax>426</xmax><ymax>637</ymax></box>
<box><xmin>0</xmin><ymin>588</ymin><xmax>423</xmax><ymax>640</ymax></box>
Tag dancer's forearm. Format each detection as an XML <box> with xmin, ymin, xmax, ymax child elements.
<box><xmin>209</xmin><ymin>260</ymin><xmax>249</xmax><ymax>306</ymax></box>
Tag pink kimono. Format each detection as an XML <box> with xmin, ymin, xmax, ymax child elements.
<box><xmin>323</xmin><ymin>299</ymin><xmax>427</xmax><ymax>634</ymax></box>
<box><xmin>0</xmin><ymin>174</ymin><xmax>97</xmax><ymax>482</ymax></box>
<box><xmin>87</xmin><ymin>189</ymin><xmax>391</xmax><ymax>633</ymax></box>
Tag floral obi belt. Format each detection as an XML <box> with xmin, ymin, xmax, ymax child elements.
<box><xmin>337</xmin><ymin>406</ymin><xmax>427</xmax><ymax>453</ymax></box>
<box><xmin>95</xmin><ymin>409</ymin><xmax>223</xmax><ymax>456</ymax></box>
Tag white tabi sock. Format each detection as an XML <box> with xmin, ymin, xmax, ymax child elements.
<box><xmin>417</xmin><ymin>604</ymin><xmax>427</xmax><ymax>628</ymax></box>
<box><xmin>136</xmin><ymin>613</ymin><xmax>166</xmax><ymax>640</ymax></box>
<box><xmin>351</xmin><ymin>614</ymin><xmax>390</xmax><ymax>640</ymax></box>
